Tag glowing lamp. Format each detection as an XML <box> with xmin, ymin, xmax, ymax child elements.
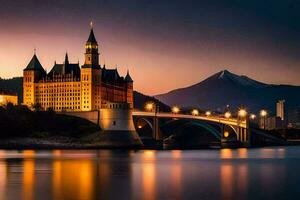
<box><xmin>224</xmin><ymin>112</ymin><xmax>231</xmax><ymax>119</ymax></box>
<box><xmin>238</xmin><ymin>109</ymin><xmax>247</xmax><ymax>118</ymax></box>
<box><xmin>145</xmin><ymin>103</ymin><xmax>154</xmax><ymax>111</ymax></box>
<box><xmin>250</xmin><ymin>114</ymin><xmax>256</xmax><ymax>120</ymax></box>
<box><xmin>205</xmin><ymin>111</ymin><xmax>211</xmax><ymax>116</ymax></box>
<box><xmin>191</xmin><ymin>109</ymin><xmax>199</xmax><ymax>116</ymax></box>
<box><xmin>172</xmin><ymin>106</ymin><xmax>180</xmax><ymax>114</ymax></box>
<box><xmin>224</xmin><ymin>131</ymin><xmax>229</xmax><ymax>138</ymax></box>
<box><xmin>260</xmin><ymin>110</ymin><xmax>267</xmax><ymax>117</ymax></box>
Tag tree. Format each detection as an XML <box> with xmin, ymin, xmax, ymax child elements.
<box><xmin>33</xmin><ymin>103</ymin><xmax>42</xmax><ymax>112</ymax></box>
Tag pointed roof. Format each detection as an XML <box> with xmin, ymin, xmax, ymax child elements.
<box><xmin>102</xmin><ymin>68</ymin><xmax>122</xmax><ymax>83</ymax></box>
<box><xmin>64</xmin><ymin>52</ymin><xmax>69</xmax><ymax>65</ymax></box>
<box><xmin>125</xmin><ymin>70</ymin><xmax>133</xmax><ymax>82</ymax></box>
<box><xmin>24</xmin><ymin>54</ymin><xmax>45</xmax><ymax>71</ymax></box>
<box><xmin>87</xmin><ymin>28</ymin><xmax>97</xmax><ymax>43</ymax></box>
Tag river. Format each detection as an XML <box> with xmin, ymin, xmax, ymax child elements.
<box><xmin>0</xmin><ymin>147</ymin><xmax>299</xmax><ymax>200</ymax></box>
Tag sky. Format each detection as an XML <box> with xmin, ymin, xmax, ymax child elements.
<box><xmin>0</xmin><ymin>0</ymin><xmax>299</xmax><ymax>95</ymax></box>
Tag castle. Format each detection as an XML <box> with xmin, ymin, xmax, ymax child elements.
<box><xmin>23</xmin><ymin>26</ymin><xmax>133</xmax><ymax>112</ymax></box>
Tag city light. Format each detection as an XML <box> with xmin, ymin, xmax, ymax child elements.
<box><xmin>224</xmin><ymin>131</ymin><xmax>229</xmax><ymax>138</ymax></box>
<box><xmin>172</xmin><ymin>106</ymin><xmax>180</xmax><ymax>114</ymax></box>
<box><xmin>238</xmin><ymin>109</ymin><xmax>247</xmax><ymax>118</ymax></box>
<box><xmin>250</xmin><ymin>114</ymin><xmax>256</xmax><ymax>120</ymax></box>
<box><xmin>145</xmin><ymin>103</ymin><xmax>154</xmax><ymax>111</ymax></box>
<box><xmin>260</xmin><ymin>110</ymin><xmax>268</xmax><ymax>117</ymax></box>
<box><xmin>138</xmin><ymin>125</ymin><xmax>142</xmax><ymax>129</ymax></box>
<box><xmin>191</xmin><ymin>109</ymin><xmax>199</xmax><ymax>116</ymax></box>
<box><xmin>224</xmin><ymin>112</ymin><xmax>231</xmax><ymax>119</ymax></box>
<box><xmin>205</xmin><ymin>111</ymin><xmax>211</xmax><ymax>117</ymax></box>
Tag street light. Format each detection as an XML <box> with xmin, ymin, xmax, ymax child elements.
<box><xmin>238</xmin><ymin>109</ymin><xmax>247</xmax><ymax>118</ymax></box>
<box><xmin>172</xmin><ymin>106</ymin><xmax>180</xmax><ymax>114</ymax></box>
<box><xmin>260</xmin><ymin>109</ymin><xmax>268</xmax><ymax>130</ymax></box>
<box><xmin>260</xmin><ymin>110</ymin><xmax>267</xmax><ymax>117</ymax></box>
<box><xmin>191</xmin><ymin>109</ymin><xmax>199</xmax><ymax>116</ymax></box>
<box><xmin>205</xmin><ymin>111</ymin><xmax>211</xmax><ymax>117</ymax></box>
<box><xmin>224</xmin><ymin>111</ymin><xmax>231</xmax><ymax>119</ymax></box>
<box><xmin>145</xmin><ymin>102</ymin><xmax>160</xmax><ymax>140</ymax></box>
<box><xmin>250</xmin><ymin>114</ymin><xmax>256</xmax><ymax>120</ymax></box>
<box><xmin>145</xmin><ymin>102</ymin><xmax>154</xmax><ymax>112</ymax></box>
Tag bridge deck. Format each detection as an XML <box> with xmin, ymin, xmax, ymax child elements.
<box><xmin>132</xmin><ymin>111</ymin><xmax>247</xmax><ymax>129</ymax></box>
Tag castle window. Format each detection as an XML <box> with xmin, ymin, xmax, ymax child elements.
<box><xmin>113</xmin><ymin>121</ymin><xmax>116</xmax><ymax>126</ymax></box>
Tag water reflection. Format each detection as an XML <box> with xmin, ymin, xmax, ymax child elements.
<box><xmin>0</xmin><ymin>161</ymin><xmax>6</xmax><ymax>200</ymax></box>
<box><xmin>142</xmin><ymin>158</ymin><xmax>156</xmax><ymax>200</ymax></box>
<box><xmin>0</xmin><ymin>148</ymin><xmax>298</xmax><ymax>200</ymax></box>
<box><xmin>23</xmin><ymin>152</ymin><xmax>35</xmax><ymax>200</ymax></box>
<box><xmin>220</xmin><ymin>149</ymin><xmax>233</xmax><ymax>159</ymax></box>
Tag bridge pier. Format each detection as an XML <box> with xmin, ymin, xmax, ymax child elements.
<box><xmin>153</xmin><ymin>116</ymin><xmax>160</xmax><ymax>140</ymax></box>
<box><xmin>238</xmin><ymin>127</ymin><xmax>251</xmax><ymax>147</ymax></box>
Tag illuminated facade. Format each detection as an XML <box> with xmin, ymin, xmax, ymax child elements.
<box><xmin>23</xmin><ymin>27</ymin><xmax>133</xmax><ymax>111</ymax></box>
<box><xmin>0</xmin><ymin>90</ymin><xmax>18</xmax><ymax>106</ymax></box>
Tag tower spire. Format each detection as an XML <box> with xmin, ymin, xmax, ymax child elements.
<box><xmin>84</xmin><ymin>22</ymin><xmax>99</xmax><ymax>68</ymax></box>
<box><xmin>64</xmin><ymin>52</ymin><xmax>69</xmax><ymax>65</ymax></box>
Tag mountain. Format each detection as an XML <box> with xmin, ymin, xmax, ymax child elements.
<box><xmin>0</xmin><ymin>77</ymin><xmax>170</xmax><ymax>111</ymax></box>
<box><xmin>134</xmin><ymin>91</ymin><xmax>170</xmax><ymax>111</ymax></box>
<box><xmin>155</xmin><ymin>70</ymin><xmax>300</xmax><ymax>113</ymax></box>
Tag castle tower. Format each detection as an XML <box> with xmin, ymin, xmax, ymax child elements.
<box><xmin>84</xmin><ymin>24</ymin><xmax>99</xmax><ymax>67</ymax></box>
<box><xmin>125</xmin><ymin>70</ymin><xmax>134</xmax><ymax>109</ymax></box>
<box><xmin>81</xmin><ymin>24</ymin><xmax>102</xmax><ymax>111</ymax></box>
<box><xmin>23</xmin><ymin>53</ymin><xmax>46</xmax><ymax>108</ymax></box>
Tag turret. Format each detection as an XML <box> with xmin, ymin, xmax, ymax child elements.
<box><xmin>81</xmin><ymin>23</ymin><xmax>102</xmax><ymax>111</ymax></box>
<box><xmin>83</xmin><ymin>23</ymin><xmax>100</xmax><ymax>69</ymax></box>
<box><xmin>23</xmin><ymin>52</ymin><xmax>46</xmax><ymax>108</ymax></box>
<box><xmin>125</xmin><ymin>70</ymin><xmax>134</xmax><ymax>108</ymax></box>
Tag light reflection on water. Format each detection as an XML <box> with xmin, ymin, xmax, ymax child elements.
<box><xmin>0</xmin><ymin>147</ymin><xmax>299</xmax><ymax>200</ymax></box>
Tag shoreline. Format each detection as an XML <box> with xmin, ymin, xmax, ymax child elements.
<box><xmin>0</xmin><ymin>137</ymin><xmax>297</xmax><ymax>150</ymax></box>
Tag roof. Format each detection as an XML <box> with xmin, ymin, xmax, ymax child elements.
<box><xmin>125</xmin><ymin>71</ymin><xmax>133</xmax><ymax>82</ymax></box>
<box><xmin>24</xmin><ymin>54</ymin><xmax>45</xmax><ymax>71</ymax></box>
<box><xmin>87</xmin><ymin>28</ymin><xmax>97</xmax><ymax>43</ymax></box>
<box><xmin>48</xmin><ymin>53</ymin><xmax>80</xmax><ymax>77</ymax></box>
<box><xmin>102</xmin><ymin>68</ymin><xmax>124</xmax><ymax>83</ymax></box>
<box><xmin>49</xmin><ymin>63</ymin><xmax>80</xmax><ymax>78</ymax></box>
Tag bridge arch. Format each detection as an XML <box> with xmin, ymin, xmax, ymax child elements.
<box><xmin>135</xmin><ymin>117</ymin><xmax>153</xmax><ymax>130</ymax></box>
<box><xmin>181</xmin><ymin>121</ymin><xmax>221</xmax><ymax>140</ymax></box>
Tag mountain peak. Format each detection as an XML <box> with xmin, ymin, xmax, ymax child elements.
<box><xmin>218</xmin><ymin>69</ymin><xmax>231</xmax><ymax>79</ymax></box>
<box><xmin>214</xmin><ymin>69</ymin><xmax>266</xmax><ymax>88</ymax></box>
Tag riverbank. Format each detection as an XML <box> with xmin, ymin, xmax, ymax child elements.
<box><xmin>0</xmin><ymin>132</ymin><xmax>144</xmax><ymax>149</ymax></box>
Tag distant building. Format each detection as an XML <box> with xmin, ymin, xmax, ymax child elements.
<box><xmin>260</xmin><ymin>116</ymin><xmax>285</xmax><ymax>130</ymax></box>
<box><xmin>276</xmin><ymin>100</ymin><xmax>285</xmax><ymax>121</ymax></box>
<box><xmin>288</xmin><ymin>107</ymin><xmax>300</xmax><ymax>129</ymax></box>
<box><xmin>0</xmin><ymin>90</ymin><xmax>18</xmax><ymax>106</ymax></box>
<box><xmin>23</xmin><ymin>27</ymin><xmax>133</xmax><ymax>111</ymax></box>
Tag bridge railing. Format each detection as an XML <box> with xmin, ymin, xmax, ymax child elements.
<box><xmin>132</xmin><ymin>111</ymin><xmax>247</xmax><ymax>128</ymax></box>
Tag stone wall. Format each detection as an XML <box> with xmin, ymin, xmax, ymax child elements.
<box><xmin>61</xmin><ymin>110</ymin><xmax>99</xmax><ymax>125</ymax></box>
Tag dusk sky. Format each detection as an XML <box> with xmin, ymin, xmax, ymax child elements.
<box><xmin>0</xmin><ymin>0</ymin><xmax>299</xmax><ymax>95</ymax></box>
